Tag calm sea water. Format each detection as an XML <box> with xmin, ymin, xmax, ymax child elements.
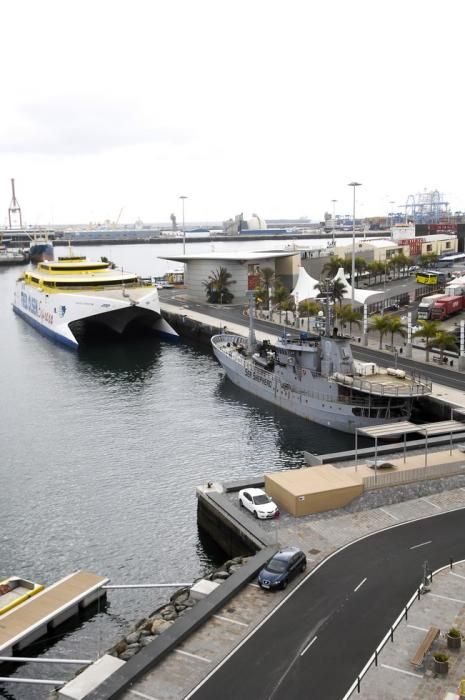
<box><xmin>0</xmin><ymin>240</ymin><xmax>354</xmax><ymax>698</ymax></box>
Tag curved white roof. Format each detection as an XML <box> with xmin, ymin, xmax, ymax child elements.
<box><xmin>333</xmin><ymin>268</ymin><xmax>382</xmax><ymax>304</ymax></box>
<box><xmin>292</xmin><ymin>266</ymin><xmax>381</xmax><ymax>305</ymax></box>
<box><xmin>291</xmin><ymin>267</ymin><xmax>320</xmax><ymax>301</ymax></box>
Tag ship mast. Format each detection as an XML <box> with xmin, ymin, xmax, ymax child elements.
<box><xmin>246</xmin><ymin>290</ymin><xmax>257</xmax><ymax>354</ymax></box>
<box><xmin>319</xmin><ymin>278</ymin><xmax>334</xmax><ymax>336</ymax></box>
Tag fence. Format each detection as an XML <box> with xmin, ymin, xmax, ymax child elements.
<box><xmin>363</xmin><ymin>461</ymin><xmax>465</xmax><ymax>490</ymax></box>
<box><xmin>343</xmin><ymin>558</ymin><xmax>465</xmax><ymax>699</ymax></box>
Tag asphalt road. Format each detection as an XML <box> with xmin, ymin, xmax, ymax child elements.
<box><xmin>160</xmin><ymin>291</ymin><xmax>465</xmax><ymax>394</ymax></box>
<box><xmin>188</xmin><ymin>509</ymin><xmax>465</xmax><ymax>700</ymax></box>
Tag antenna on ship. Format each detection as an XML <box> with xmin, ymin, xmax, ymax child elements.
<box><xmin>320</xmin><ymin>278</ymin><xmax>334</xmax><ymax>337</ymax></box>
<box><xmin>246</xmin><ymin>290</ymin><xmax>257</xmax><ymax>354</ymax></box>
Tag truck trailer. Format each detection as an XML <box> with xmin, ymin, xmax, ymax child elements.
<box><xmin>430</xmin><ymin>295</ymin><xmax>465</xmax><ymax>321</ymax></box>
<box><xmin>417</xmin><ymin>294</ymin><xmax>447</xmax><ymax>320</ymax></box>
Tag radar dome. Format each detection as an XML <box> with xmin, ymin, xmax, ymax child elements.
<box><xmin>246</xmin><ymin>213</ymin><xmax>267</xmax><ymax>230</ymax></box>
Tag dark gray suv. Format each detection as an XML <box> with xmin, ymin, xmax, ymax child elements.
<box><xmin>258</xmin><ymin>547</ymin><xmax>307</xmax><ymax>590</ymax></box>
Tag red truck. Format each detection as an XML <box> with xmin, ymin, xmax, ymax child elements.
<box><xmin>430</xmin><ymin>295</ymin><xmax>465</xmax><ymax>321</ymax></box>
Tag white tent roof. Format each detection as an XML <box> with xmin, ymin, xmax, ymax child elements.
<box><xmin>333</xmin><ymin>267</ymin><xmax>382</xmax><ymax>305</ymax></box>
<box><xmin>291</xmin><ymin>266</ymin><xmax>321</xmax><ymax>302</ymax></box>
<box><xmin>292</xmin><ymin>266</ymin><xmax>382</xmax><ymax>305</ymax></box>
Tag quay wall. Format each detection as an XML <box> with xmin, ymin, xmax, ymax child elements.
<box><xmin>197</xmin><ymin>488</ymin><xmax>275</xmax><ymax>557</ymax></box>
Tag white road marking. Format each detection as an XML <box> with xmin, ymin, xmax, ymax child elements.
<box><xmin>354</xmin><ymin>577</ymin><xmax>367</xmax><ymax>592</ymax></box>
<box><xmin>381</xmin><ymin>663</ymin><xmax>422</xmax><ymax>679</ymax></box>
<box><xmin>408</xmin><ymin>624</ymin><xmax>429</xmax><ymax>632</ymax></box>
<box><xmin>130</xmin><ymin>691</ymin><xmax>160</xmax><ymax>700</ymax></box>
<box><xmin>422</xmin><ymin>498</ymin><xmax>440</xmax><ymax>510</ymax></box>
<box><xmin>450</xmin><ymin>571</ymin><xmax>465</xmax><ymax>581</ymax></box>
<box><xmin>213</xmin><ymin>614</ymin><xmax>248</xmax><ymax>627</ymax></box>
<box><xmin>379</xmin><ymin>507</ymin><xmax>399</xmax><ymax>521</ymax></box>
<box><xmin>175</xmin><ymin>649</ymin><xmax>211</xmax><ymax>663</ymax></box>
<box><xmin>409</xmin><ymin>540</ymin><xmax>432</xmax><ymax>550</ymax></box>
<box><xmin>300</xmin><ymin>636</ymin><xmax>318</xmax><ymax>656</ymax></box>
<box><xmin>429</xmin><ymin>592</ymin><xmax>465</xmax><ymax>605</ymax></box>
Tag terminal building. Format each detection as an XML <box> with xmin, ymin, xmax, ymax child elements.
<box><xmin>159</xmin><ymin>251</ymin><xmax>300</xmax><ymax>303</ymax></box>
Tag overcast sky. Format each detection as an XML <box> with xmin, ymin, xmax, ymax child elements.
<box><xmin>1</xmin><ymin>0</ymin><xmax>463</xmax><ymax>226</ymax></box>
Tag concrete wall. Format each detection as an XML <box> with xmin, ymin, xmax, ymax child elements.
<box><xmin>184</xmin><ymin>254</ymin><xmax>300</xmax><ymax>302</ymax></box>
<box><xmin>264</xmin><ymin>473</ymin><xmax>363</xmax><ymax>516</ymax></box>
<box><xmin>185</xmin><ymin>259</ymin><xmax>249</xmax><ymax>303</ymax></box>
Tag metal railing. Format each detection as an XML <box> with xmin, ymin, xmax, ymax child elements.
<box><xmin>363</xmin><ymin>462</ymin><xmax>465</xmax><ymax>490</ymax></box>
<box><xmin>213</xmin><ymin>336</ymin><xmax>422</xmax><ymax>408</ymax></box>
<box><xmin>343</xmin><ymin>558</ymin><xmax>465</xmax><ymax>699</ymax></box>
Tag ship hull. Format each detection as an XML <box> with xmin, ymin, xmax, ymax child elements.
<box><xmin>29</xmin><ymin>243</ymin><xmax>54</xmax><ymax>263</ymax></box>
<box><xmin>212</xmin><ymin>338</ymin><xmax>412</xmax><ymax>434</ymax></box>
<box><xmin>13</xmin><ymin>281</ymin><xmax>178</xmax><ymax>349</ymax></box>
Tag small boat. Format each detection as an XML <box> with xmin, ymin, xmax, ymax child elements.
<box><xmin>0</xmin><ymin>577</ymin><xmax>44</xmax><ymax>615</ymax></box>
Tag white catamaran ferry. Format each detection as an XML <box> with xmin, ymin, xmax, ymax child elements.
<box><xmin>13</xmin><ymin>256</ymin><xmax>178</xmax><ymax>348</ymax></box>
<box><xmin>211</xmin><ymin>294</ymin><xmax>432</xmax><ymax>434</ymax></box>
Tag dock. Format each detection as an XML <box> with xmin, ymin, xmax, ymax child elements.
<box><xmin>0</xmin><ymin>570</ymin><xmax>108</xmax><ymax>657</ymax></box>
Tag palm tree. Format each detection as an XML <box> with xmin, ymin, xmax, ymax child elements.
<box><xmin>298</xmin><ymin>299</ymin><xmax>321</xmax><ymax>331</ymax></box>
<box><xmin>369</xmin><ymin>314</ymin><xmax>390</xmax><ymax>349</ymax></box>
<box><xmin>202</xmin><ymin>266</ymin><xmax>236</xmax><ymax>304</ymax></box>
<box><xmin>336</xmin><ymin>305</ymin><xmax>362</xmax><ymax>336</ymax></box>
<box><xmin>385</xmin><ymin>315</ymin><xmax>407</xmax><ymax>346</ymax></box>
<box><xmin>254</xmin><ymin>284</ymin><xmax>267</xmax><ymax>310</ymax></box>
<box><xmin>280</xmin><ymin>297</ymin><xmax>295</xmax><ymax>325</ymax></box>
<box><xmin>430</xmin><ymin>330</ymin><xmax>458</xmax><ymax>363</ymax></box>
<box><xmin>354</xmin><ymin>256</ymin><xmax>367</xmax><ymax>286</ymax></box>
<box><xmin>259</xmin><ymin>267</ymin><xmax>275</xmax><ymax>310</ymax></box>
<box><xmin>420</xmin><ymin>252</ymin><xmax>438</xmax><ymax>268</ymax></box>
<box><xmin>322</xmin><ymin>256</ymin><xmax>346</xmax><ymax>277</ymax></box>
<box><xmin>413</xmin><ymin>320</ymin><xmax>441</xmax><ymax>362</ymax></box>
<box><xmin>316</xmin><ymin>279</ymin><xmax>347</xmax><ymax>308</ymax></box>
<box><xmin>272</xmin><ymin>283</ymin><xmax>289</xmax><ymax>324</ymax></box>
<box><xmin>366</xmin><ymin>261</ymin><xmax>385</xmax><ymax>284</ymax></box>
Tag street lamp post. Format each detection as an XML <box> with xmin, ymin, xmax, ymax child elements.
<box><xmin>179</xmin><ymin>195</ymin><xmax>188</xmax><ymax>255</ymax></box>
<box><xmin>348</xmin><ymin>182</ymin><xmax>362</xmax><ymax>307</ymax></box>
<box><xmin>331</xmin><ymin>199</ymin><xmax>337</xmax><ymax>244</ymax></box>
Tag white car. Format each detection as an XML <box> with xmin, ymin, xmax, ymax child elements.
<box><xmin>238</xmin><ymin>488</ymin><xmax>279</xmax><ymax>519</ymax></box>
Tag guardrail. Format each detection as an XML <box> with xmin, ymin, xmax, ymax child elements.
<box><xmin>342</xmin><ymin>558</ymin><xmax>465</xmax><ymax>699</ymax></box>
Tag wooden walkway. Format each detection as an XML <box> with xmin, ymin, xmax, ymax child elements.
<box><xmin>0</xmin><ymin>570</ymin><xmax>108</xmax><ymax>656</ymax></box>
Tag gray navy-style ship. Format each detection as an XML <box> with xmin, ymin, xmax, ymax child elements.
<box><xmin>211</xmin><ymin>291</ymin><xmax>432</xmax><ymax>434</ymax></box>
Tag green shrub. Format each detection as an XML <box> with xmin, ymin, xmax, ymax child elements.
<box><xmin>434</xmin><ymin>652</ymin><xmax>449</xmax><ymax>663</ymax></box>
<box><xmin>448</xmin><ymin>627</ymin><xmax>461</xmax><ymax>638</ymax></box>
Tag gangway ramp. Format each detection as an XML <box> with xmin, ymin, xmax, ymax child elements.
<box><xmin>0</xmin><ymin>570</ymin><xmax>108</xmax><ymax>656</ymax></box>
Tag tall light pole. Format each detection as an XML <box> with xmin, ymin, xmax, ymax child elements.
<box><xmin>348</xmin><ymin>182</ymin><xmax>362</xmax><ymax>307</ymax></box>
<box><xmin>390</xmin><ymin>200</ymin><xmax>395</xmax><ymax>229</ymax></box>
<box><xmin>331</xmin><ymin>199</ymin><xmax>337</xmax><ymax>244</ymax></box>
<box><xmin>179</xmin><ymin>195</ymin><xmax>188</xmax><ymax>255</ymax></box>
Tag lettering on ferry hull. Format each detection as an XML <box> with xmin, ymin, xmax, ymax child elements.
<box><xmin>245</xmin><ymin>366</ymin><xmax>273</xmax><ymax>389</ymax></box>
<box><xmin>20</xmin><ymin>291</ymin><xmax>54</xmax><ymax>325</ymax></box>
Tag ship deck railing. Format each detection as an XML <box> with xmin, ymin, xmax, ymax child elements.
<box><xmin>214</xmin><ymin>336</ymin><xmax>430</xmax><ymax>404</ymax></box>
<box><xmin>32</xmin><ymin>280</ymin><xmax>154</xmax><ymax>292</ymax></box>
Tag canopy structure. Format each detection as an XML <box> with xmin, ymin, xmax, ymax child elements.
<box><xmin>291</xmin><ymin>267</ymin><xmax>320</xmax><ymax>303</ymax></box>
<box><xmin>291</xmin><ymin>266</ymin><xmax>381</xmax><ymax>306</ymax></box>
<box><xmin>332</xmin><ymin>268</ymin><xmax>381</xmax><ymax>305</ymax></box>
<box><xmin>355</xmin><ymin>420</ymin><xmax>465</xmax><ymax>469</ymax></box>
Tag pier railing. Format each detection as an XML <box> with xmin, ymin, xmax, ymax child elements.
<box><xmin>363</xmin><ymin>461</ymin><xmax>465</xmax><ymax>490</ymax></box>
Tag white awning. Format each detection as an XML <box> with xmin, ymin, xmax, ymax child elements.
<box><xmin>333</xmin><ymin>268</ymin><xmax>382</xmax><ymax>305</ymax></box>
<box><xmin>291</xmin><ymin>267</ymin><xmax>320</xmax><ymax>302</ymax></box>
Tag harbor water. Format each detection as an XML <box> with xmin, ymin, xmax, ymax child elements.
<box><xmin>0</xmin><ymin>240</ymin><xmax>356</xmax><ymax>698</ymax></box>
